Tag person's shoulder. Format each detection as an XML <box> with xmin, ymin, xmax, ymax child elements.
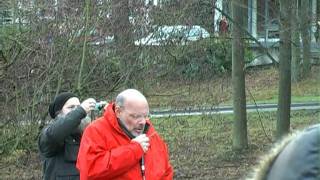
<box><xmin>88</xmin><ymin>116</ymin><xmax>105</xmax><ymax>128</ymax></box>
<box><xmin>304</xmin><ymin>123</ymin><xmax>320</xmax><ymax>132</ymax></box>
<box><xmin>149</xmin><ymin>130</ymin><xmax>167</xmax><ymax>146</ymax></box>
<box><xmin>81</xmin><ymin>119</ymin><xmax>103</xmax><ymax>141</ymax></box>
<box><xmin>84</xmin><ymin>116</ymin><xmax>110</xmax><ymax>135</ymax></box>
<box><xmin>247</xmin><ymin>124</ymin><xmax>320</xmax><ymax>180</ymax></box>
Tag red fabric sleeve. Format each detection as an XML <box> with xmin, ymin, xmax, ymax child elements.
<box><xmin>162</xmin><ymin>143</ymin><xmax>174</xmax><ymax>180</ymax></box>
<box><xmin>76</xmin><ymin>126</ymin><xmax>144</xmax><ymax>180</ymax></box>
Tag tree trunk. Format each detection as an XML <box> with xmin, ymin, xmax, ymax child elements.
<box><xmin>111</xmin><ymin>0</ymin><xmax>136</xmax><ymax>87</ymax></box>
<box><xmin>300</xmin><ymin>0</ymin><xmax>311</xmax><ymax>78</ymax></box>
<box><xmin>317</xmin><ymin>0</ymin><xmax>320</xmax><ymax>42</ymax></box>
<box><xmin>231</xmin><ymin>0</ymin><xmax>247</xmax><ymax>150</ymax></box>
<box><xmin>277</xmin><ymin>0</ymin><xmax>292</xmax><ymax>139</ymax></box>
<box><xmin>77</xmin><ymin>0</ymin><xmax>90</xmax><ymax>95</ymax></box>
<box><xmin>212</xmin><ymin>0</ymin><xmax>216</xmax><ymax>34</ymax></box>
<box><xmin>318</xmin><ymin>0</ymin><xmax>320</xmax><ymax>42</ymax></box>
<box><xmin>291</xmin><ymin>0</ymin><xmax>301</xmax><ymax>82</ymax></box>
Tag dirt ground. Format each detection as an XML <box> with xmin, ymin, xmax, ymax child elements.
<box><xmin>0</xmin><ymin>151</ymin><xmax>42</xmax><ymax>179</ymax></box>
<box><xmin>0</xmin><ymin>149</ymin><xmax>262</xmax><ymax>180</ymax></box>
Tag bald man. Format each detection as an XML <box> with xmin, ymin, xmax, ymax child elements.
<box><xmin>76</xmin><ymin>89</ymin><xmax>173</xmax><ymax>180</ymax></box>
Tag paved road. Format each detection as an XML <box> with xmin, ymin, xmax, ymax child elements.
<box><xmin>150</xmin><ymin>102</ymin><xmax>320</xmax><ymax>118</ymax></box>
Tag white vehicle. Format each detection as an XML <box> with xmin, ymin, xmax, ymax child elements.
<box><xmin>134</xmin><ymin>25</ymin><xmax>210</xmax><ymax>46</ymax></box>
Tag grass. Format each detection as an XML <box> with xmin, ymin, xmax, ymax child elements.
<box><xmin>0</xmin><ymin>122</ymin><xmax>41</xmax><ymax>179</ymax></box>
<box><xmin>0</xmin><ymin>110</ymin><xmax>318</xmax><ymax>179</ymax></box>
<box><xmin>252</xmin><ymin>95</ymin><xmax>320</xmax><ymax>104</ymax></box>
<box><xmin>152</xmin><ymin>110</ymin><xmax>320</xmax><ymax>179</ymax></box>
<box><xmin>0</xmin><ymin>66</ymin><xmax>319</xmax><ymax>179</ymax></box>
<box><xmin>147</xmin><ymin>66</ymin><xmax>320</xmax><ymax>109</ymax></box>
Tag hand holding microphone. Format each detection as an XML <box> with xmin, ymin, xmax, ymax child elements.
<box><xmin>132</xmin><ymin>134</ymin><xmax>150</xmax><ymax>153</ymax></box>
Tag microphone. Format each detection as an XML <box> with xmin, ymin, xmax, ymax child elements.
<box><xmin>141</xmin><ymin>156</ymin><xmax>146</xmax><ymax>180</ymax></box>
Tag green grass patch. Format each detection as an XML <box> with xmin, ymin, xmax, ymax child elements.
<box><xmin>0</xmin><ymin>110</ymin><xmax>318</xmax><ymax>179</ymax></box>
<box><xmin>251</xmin><ymin>95</ymin><xmax>320</xmax><ymax>104</ymax></box>
<box><xmin>147</xmin><ymin>66</ymin><xmax>319</xmax><ymax>109</ymax></box>
<box><xmin>152</xmin><ymin>110</ymin><xmax>320</xmax><ymax>179</ymax></box>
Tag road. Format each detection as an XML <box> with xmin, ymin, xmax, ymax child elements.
<box><xmin>150</xmin><ymin>102</ymin><xmax>320</xmax><ymax>118</ymax></box>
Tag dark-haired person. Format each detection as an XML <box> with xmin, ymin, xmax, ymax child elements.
<box><xmin>77</xmin><ymin>89</ymin><xmax>173</xmax><ymax>180</ymax></box>
<box><xmin>38</xmin><ymin>92</ymin><xmax>97</xmax><ymax>180</ymax></box>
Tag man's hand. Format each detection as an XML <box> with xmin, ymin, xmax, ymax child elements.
<box><xmin>80</xmin><ymin>98</ymin><xmax>96</xmax><ymax>114</ymax></box>
<box><xmin>132</xmin><ymin>134</ymin><xmax>150</xmax><ymax>153</ymax></box>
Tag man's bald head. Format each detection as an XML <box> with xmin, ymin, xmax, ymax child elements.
<box><xmin>115</xmin><ymin>89</ymin><xmax>149</xmax><ymax>136</ymax></box>
<box><xmin>115</xmin><ymin>89</ymin><xmax>148</xmax><ymax>108</ymax></box>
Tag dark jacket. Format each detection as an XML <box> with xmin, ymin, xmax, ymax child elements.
<box><xmin>248</xmin><ymin>124</ymin><xmax>320</xmax><ymax>180</ymax></box>
<box><xmin>38</xmin><ymin>106</ymin><xmax>87</xmax><ymax>180</ymax></box>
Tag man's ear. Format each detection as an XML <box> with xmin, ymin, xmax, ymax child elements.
<box><xmin>114</xmin><ymin>105</ymin><xmax>121</xmax><ymax>118</ymax></box>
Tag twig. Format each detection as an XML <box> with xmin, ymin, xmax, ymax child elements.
<box><xmin>246</xmin><ymin>86</ymin><xmax>272</xmax><ymax>142</ymax></box>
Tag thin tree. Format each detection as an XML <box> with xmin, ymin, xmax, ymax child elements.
<box><xmin>77</xmin><ymin>0</ymin><xmax>91</xmax><ymax>95</ymax></box>
<box><xmin>111</xmin><ymin>0</ymin><xmax>136</xmax><ymax>87</ymax></box>
<box><xmin>231</xmin><ymin>0</ymin><xmax>247</xmax><ymax>150</ymax></box>
<box><xmin>212</xmin><ymin>0</ymin><xmax>217</xmax><ymax>34</ymax></box>
<box><xmin>300</xmin><ymin>0</ymin><xmax>311</xmax><ymax>79</ymax></box>
<box><xmin>277</xmin><ymin>0</ymin><xmax>292</xmax><ymax>139</ymax></box>
<box><xmin>318</xmin><ymin>0</ymin><xmax>320</xmax><ymax>43</ymax></box>
<box><xmin>291</xmin><ymin>0</ymin><xmax>300</xmax><ymax>82</ymax></box>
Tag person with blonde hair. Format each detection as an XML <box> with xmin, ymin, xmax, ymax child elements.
<box><xmin>247</xmin><ymin>124</ymin><xmax>320</xmax><ymax>180</ymax></box>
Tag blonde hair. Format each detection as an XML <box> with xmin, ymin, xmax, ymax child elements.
<box><xmin>246</xmin><ymin>131</ymin><xmax>300</xmax><ymax>180</ymax></box>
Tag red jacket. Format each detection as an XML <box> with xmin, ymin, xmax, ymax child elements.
<box><xmin>76</xmin><ymin>103</ymin><xmax>173</xmax><ymax>180</ymax></box>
